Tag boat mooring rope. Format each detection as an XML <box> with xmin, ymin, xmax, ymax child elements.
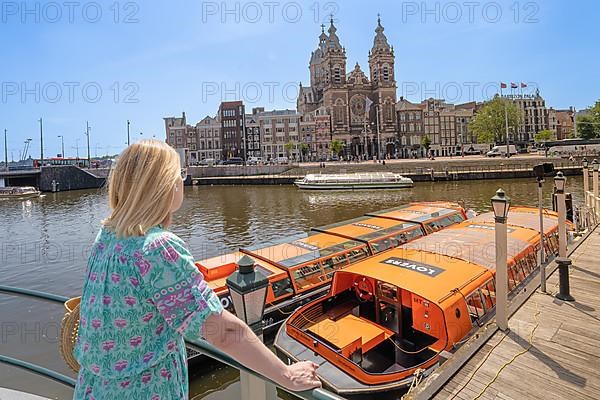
<box><xmin>449</xmin><ymin>299</ymin><xmax>541</xmax><ymax>400</ymax></box>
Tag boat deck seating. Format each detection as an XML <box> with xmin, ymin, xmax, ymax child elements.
<box><xmin>302</xmin><ymin>287</ymin><xmax>440</xmax><ymax>374</ymax></box>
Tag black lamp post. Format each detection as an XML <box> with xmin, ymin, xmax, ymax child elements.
<box><xmin>554</xmin><ymin>171</ymin><xmax>567</xmax><ymax>257</ymax></box>
<box><xmin>225</xmin><ymin>255</ymin><xmax>269</xmax><ymax>334</ymax></box>
<box><xmin>554</xmin><ymin>171</ymin><xmax>574</xmax><ymax>302</ymax></box>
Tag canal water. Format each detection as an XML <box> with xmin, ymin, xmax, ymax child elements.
<box><xmin>0</xmin><ymin>177</ymin><xmax>584</xmax><ymax>399</ymax></box>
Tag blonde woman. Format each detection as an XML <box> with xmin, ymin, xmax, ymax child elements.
<box><xmin>73</xmin><ymin>140</ymin><xmax>320</xmax><ymax>399</ymax></box>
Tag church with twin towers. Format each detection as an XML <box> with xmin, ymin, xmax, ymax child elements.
<box><xmin>297</xmin><ymin>16</ymin><xmax>398</xmax><ymax>157</ymax></box>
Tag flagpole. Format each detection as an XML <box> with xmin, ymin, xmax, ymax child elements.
<box><xmin>505</xmin><ymin>89</ymin><xmax>510</xmax><ymax>158</ymax></box>
<box><xmin>376</xmin><ymin>104</ymin><xmax>381</xmax><ymax>161</ymax></box>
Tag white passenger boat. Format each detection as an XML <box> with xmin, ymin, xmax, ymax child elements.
<box><xmin>295</xmin><ymin>172</ymin><xmax>414</xmax><ymax>190</ymax></box>
<box><xmin>0</xmin><ymin>186</ymin><xmax>41</xmax><ymax>199</ymax></box>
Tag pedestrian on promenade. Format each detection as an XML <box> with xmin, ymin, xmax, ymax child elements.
<box><xmin>73</xmin><ymin>140</ymin><xmax>320</xmax><ymax>399</ymax></box>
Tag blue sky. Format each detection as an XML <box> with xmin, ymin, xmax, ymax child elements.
<box><xmin>1</xmin><ymin>0</ymin><xmax>598</xmax><ymax>159</ymax></box>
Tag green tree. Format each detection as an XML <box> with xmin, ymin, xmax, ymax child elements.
<box><xmin>284</xmin><ymin>141</ymin><xmax>294</xmax><ymax>157</ymax></box>
<box><xmin>469</xmin><ymin>96</ymin><xmax>522</xmax><ymax>144</ymax></box>
<box><xmin>585</xmin><ymin>100</ymin><xmax>600</xmax><ymax>138</ymax></box>
<box><xmin>330</xmin><ymin>139</ymin><xmax>344</xmax><ymax>156</ymax></box>
<box><xmin>534</xmin><ymin>130</ymin><xmax>555</xmax><ymax>143</ymax></box>
<box><xmin>421</xmin><ymin>136</ymin><xmax>431</xmax><ymax>151</ymax></box>
<box><xmin>299</xmin><ymin>142</ymin><xmax>309</xmax><ymax>162</ymax></box>
<box><xmin>590</xmin><ymin>100</ymin><xmax>600</xmax><ymax>124</ymax></box>
<box><xmin>577</xmin><ymin>115</ymin><xmax>598</xmax><ymax>139</ymax></box>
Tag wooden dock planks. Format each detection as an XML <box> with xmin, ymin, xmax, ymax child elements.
<box><xmin>431</xmin><ymin>227</ymin><xmax>600</xmax><ymax>400</ymax></box>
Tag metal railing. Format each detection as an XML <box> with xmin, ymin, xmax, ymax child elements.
<box><xmin>186</xmin><ymin>338</ymin><xmax>344</xmax><ymax>400</ymax></box>
<box><xmin>0</xmin><ymin>284</ymin><xmax>344</xmax><ymax>400</ymax></box>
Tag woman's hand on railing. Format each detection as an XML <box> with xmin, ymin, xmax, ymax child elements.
<box><xmin>201</xmin><ymin>310</ymin><xmax>322</xmax><ymax>392</ymax></box>
<box><xmin>280</xmin><ymin>360</ymin><xmax>322</xmax><ymax>392</ymax></box>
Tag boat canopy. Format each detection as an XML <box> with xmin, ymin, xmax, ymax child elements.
<box><xmin>332</xmin><ymin>248</ymin><xmax>490</xmax><ymax>307</ymax></box>
<box><xmin>368</xmin><ymin>203</ymin><xmax>461</xmax><ymax>223</ymax></box>
<box><xmin>244</xmin><ymin>231</ymin><xmax>365</xmax><ymax>269</ymax></box>
<box><xmin>413</xmin><ymin>220</ymin><xmax>559</xmax><ymax>271</ymax></box>
<box><xmin>316</xmin><ymin>215</ymin><xmax>419</xmax><ymax>241</ymax></box>
<box><xmin>469</xmin><ymin>206</ymin><xmax>559</xmax><ymax>233</ymax></box>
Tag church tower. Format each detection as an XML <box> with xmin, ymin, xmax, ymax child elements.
<box><xmin>322</xmin><ymin>16</ymin><xmax>347</xmax><ymax>88</ymax></box>
<box><xmin>368</xmin><ymin>15</ymin><xmax>397</xmax><ymax>142</ymax></box>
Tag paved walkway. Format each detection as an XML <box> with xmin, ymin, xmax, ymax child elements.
<box><xmin>432</xmin><ymin>226</ymin><xmax>600</xmax><ymax>400</ymax></box>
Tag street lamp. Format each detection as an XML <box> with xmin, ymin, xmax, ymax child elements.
<box><xmin>58</xmin><ymin>135</ymin><xmax>65</xmax><ymax>158</ymax></box>
<box><xmin>492</xmin><ymin>188</ymin><xmax>511</xmax><ymax>223</ymax></box>
<box><xmin>491</xmin><ymin>188</ymin><xmax>510</xmax><ymax>331</ymax></box>
<box><xmin>553</xmin><ymin>171</ymin><xmax>575</xmax><ymax>302</ymax></box>
<box><xmin>554</xmin><ymin>171</ymin><xmax>567</xmax><ymax>259</ymax></box>
<box><xmin>225</xmin><ymin>255</ymin><xmax>269</xmax><ymax>332</ymax></box>
<box><xmin>225</xmin><ymin>254</ymin><xmax>272</xmax><ymax>400</ymax></box>
<box><xmin>554</xmin><ymin>170</ymin><xmax>566</xmax><ymax>194</ymax></box>
<box><xmin>583</xmin><ymin>157</ymin><xmax>590</xmax><ymax>203</ymax></box>
<box><xmin>3</xmin><ymin>129</ymin><xmax>7</xmax><ymax>171</ymax></box>
<box><xmin>593</xmin><ymin>159</ymin><xmax>600</xmax><ymax>215</ymax></box>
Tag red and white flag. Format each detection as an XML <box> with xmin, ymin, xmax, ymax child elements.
<box><xmin>520</xmin><ymin>82</ymin><xmax>527</xmax><ymax>88</ymax></box>
<box><xmin>500</xmin><ymin>82</ymin><xmax>507</xmax><ymax>89</ymax></box>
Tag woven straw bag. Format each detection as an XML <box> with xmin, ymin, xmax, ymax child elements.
<box><xmin>59</xmin><ymin>297</ymin><xmax>81</xmax><ymax>373</ymax></box>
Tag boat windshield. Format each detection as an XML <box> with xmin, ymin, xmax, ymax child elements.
<box><xmin>370</xmin><ymin>204</ymin><xmax>459</xmax><ymax>223</ymax></box>
<box><xmin>244</xmin><ymin>231</ymin><xmax>364</xmax><ymax>269</ymax></box>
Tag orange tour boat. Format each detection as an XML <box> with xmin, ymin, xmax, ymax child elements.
<box><xmin>274</xmin><ymin>207</ymin><xmax>569</xmax><ymax>395</ymax></box>
<box><xmin>194</xmin><ymin>202</ymin><xmax>468</xmax><ymax>332</ymax></box>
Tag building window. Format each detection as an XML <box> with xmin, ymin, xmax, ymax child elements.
<box><xmin>382</xmin><ymin>64</ymin><xmax>390</xmax><ymax>82</ymax></box>
<box><xmin>333</xmin><ymin>65</ymin><xmax>342</xmax><ymax>84</ymax></box>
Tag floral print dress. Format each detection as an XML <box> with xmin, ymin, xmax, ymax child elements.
<box><xmin>73</xmin><ymin>226</ymin><xmax>224</xmax><ymax>400</ymax></box>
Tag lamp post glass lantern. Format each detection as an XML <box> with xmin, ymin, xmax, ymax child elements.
<box><xmin>491</xmin><ymin>188</ymin><xmax>511</xmax><ymax>221</ymax></box>
<box><xmin>583</xmin><ymin>158</ymin><xmax>588</xmax><ymax>169</ymax></box>
<box><xmin>225</xmin><ymin>255</ymin><xmax>269</xmax><ymax>329</ymax></box>
<box><xmin>554</xmin><ymin>171</ymin><xmax>566</xmax><ymax>193</ymax></box>
<box><xmin>593</xmin><ymin>159</ymin><xmax>599</xmax><ymax>173</ymax></box>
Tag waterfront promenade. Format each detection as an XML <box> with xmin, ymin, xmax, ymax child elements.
<box><xmin>1</xmin><ymin>155</ymin><xmax>585</xmax><ymax>191</ymax></box>
<box><xmin>413</xmin><ymin>226</ymin><xmax>600</xmax><ymax>400</ymax></box>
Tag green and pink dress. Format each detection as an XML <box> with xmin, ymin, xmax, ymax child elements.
<box><xmin>73</xmin><ymin>226</ymin><xmax>223</xmax><ymax>399</ymax></box>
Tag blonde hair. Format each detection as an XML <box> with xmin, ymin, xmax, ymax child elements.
<box><xmin>103</xmin><ymin>140</ymin><xmax>181</xmax><ymax>238</ymax></box>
